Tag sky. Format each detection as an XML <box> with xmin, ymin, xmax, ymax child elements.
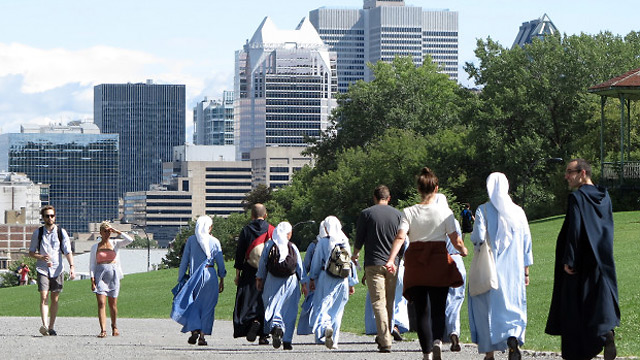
<box><xmin>0</xmin><ymin>0</ymin><xmax>638</xmax><ymax>139</ymax></box>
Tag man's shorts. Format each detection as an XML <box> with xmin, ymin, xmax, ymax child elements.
<box><xmin>37</xmin><ymin>273</ymin><xmax>64</xmax><ymax>292</ymax></box>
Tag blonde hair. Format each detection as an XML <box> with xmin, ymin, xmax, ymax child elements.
<box><xmin>100</xmin><ymin>221</ymin><xmax>111</xmax><ymax>232</ymax></box>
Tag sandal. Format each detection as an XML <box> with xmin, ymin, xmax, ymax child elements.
<box><xmin>111</xmin><ymin>325</ymin><xmax>120</xmax><ymax>337</ymax></box>
<box><xmin>188</xmin><ymin>331</ymin><xmax>200</xmax><ymax>344</ymax></box>
<box><xmin>198</xmin><ymin>337</ymin><xmax>208</xmax><ymax>346</ymax></box>
<box><xmin>97</xmin><ymin>330</ymin><xmax>107</xmax><ymax>338</ymax></box>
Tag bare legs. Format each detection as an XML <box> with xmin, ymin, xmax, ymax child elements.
<box><xmin>96</xmin><ymin>294</ymin><xmax>119</xmax><ymax>337</ymax></box>
<box><xmin>39</xmin><ymin>290</ymin><xmax>60</xmax><ymax>331</ymax></box>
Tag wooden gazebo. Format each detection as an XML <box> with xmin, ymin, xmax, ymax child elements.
<box><xmin>588</xmin><ymin>68</ymin><xmax>640</xmax><ymax>186</ymax></box>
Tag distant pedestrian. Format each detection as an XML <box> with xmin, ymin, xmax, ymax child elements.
<box><xmin>467</xmin><ymin>172</ymin><xmax>532</xmax><ymax>360</ymax></box>
<box><xmin>545</xmin><ymin>159</ymin><xmax>619</xmax><ymax>360</ymax></box>
<box><xmin>460</xmin><ymin>203</ymin><xmax>474</xmax><ymax>240</ymax></box>
<box><xmin>18</xmin><ymin>263</ymin><xmax>30</xmax><ymax>286</ymax></box>
<box><xmin>310</xmin><ymin>215</ymin><xmax>358</xmax><ymax>349</ymax></box>
<box><xmin>171</xmin><ymin>216</ymin><xmax>226</xmax><ymax>346</ymax></box>
<box><xmin>256</xmin><ymin>222</ymin><xmax>303</xmax><ymax>350</ymax></box>
<box><xmin>28</xmin><ymin>205</ymin><xmax>75</xmax><ymax>336</ymax></box>
<box><xmin>90</xmin><ymin>222</ymin><xmax>133</xmax><ymax>338</ymax></box>
<box><xmin>352</xmin><ymin>185</ymin><xmax>403</xmax><ymax>353</ymax></box>
<box><xmin>385</xmin><ymin>167</ymin><xmax>467</xmax><ymax>360</ymax></box>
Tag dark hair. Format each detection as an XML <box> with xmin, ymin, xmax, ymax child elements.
<box><xmin>251</xmin><ymin>203</ymin><xmax>267</xmax><ymax>219</ymax></box>
<box><xmin>570</xmin><ymin>158</ymin><xmax>592</xmax><ymax>178</ymax></box>
<box><xmin>373</xmin><ymin>185</ymin><xmax>390</xmax><ymax>201</ymax></box>
<box><xmin>464</xmin><ymin>203</ymin><xmax>470</xmax><ymax>209</ymax></box>
<box><xmin>417</xmin><ymin>167</ymin><xmax>438</xmax><ymax>196</ymax></box>
<box><xmin>40</xmin><ymin>205</ymin><xmax>55</xmax><ymax>217</ymax></box>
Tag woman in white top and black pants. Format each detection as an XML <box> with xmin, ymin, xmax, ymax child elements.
<box><xmin>385</xmin><ymin>167</ymin><xmax>468</xmax><ymax>360</ymax></box>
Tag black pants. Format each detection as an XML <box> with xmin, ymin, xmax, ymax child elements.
<box><xmin>408</xmin><ymin>286</ymin><xmax>448</xmax><ymax>354</ymax></box>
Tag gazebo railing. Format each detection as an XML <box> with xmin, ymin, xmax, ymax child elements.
<box><xmin>602</xmin><ymin>161</ymin><xmax>640</xmax><ymax>184</ymax></box>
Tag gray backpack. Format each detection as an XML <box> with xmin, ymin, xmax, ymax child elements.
<box><xmin>326</xmin><ymin>244</ymin><xmax>351</xmax><ymax>278</ymax></box>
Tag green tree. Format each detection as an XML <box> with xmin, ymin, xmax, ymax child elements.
<box><xmin>242</xmin><ymin>184</ymin><xmax>272</xmax><ymax>211</ymax></box>
<box><xmin>126</xmin><ymin>235</ymin><xmax>158</xmax><ymax>249</ymax></box>
<box><xmin>161</xmin><ymin>220</ymin><xmax>196</xmax><ymax>268</ymax></box>
<box><xmin>0</xmin><ymin>256</ymin><xmax>36</xmax><ymax>288</ymax></box>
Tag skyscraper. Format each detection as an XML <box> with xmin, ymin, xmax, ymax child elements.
<box><xmin>309</xmin><ymin>0</ymin><xmax>458</xmax><ymax>93</ymax></box>
<box><xmin>94</xmin><ymin>80</ymin><xmax>185</xmax><ymax>196</ymax></box>
<box><xmin>234</xmin><ymin>17</ymin><xmax>338</xmax><ymax>161</ymax></box>
<box><xmin>512</xmin><ymin>14</ymin><xmax>559</xmax><ymax>48</ymax></box>
<box><xmin>193</xmin><ymin>91</ymin><xmax>234</xmax><ymax>145</ymax></box>
<box><xmin>0</xmin><ymin>123</ymin><xmax>118</xmax><ymax>235</ymax></box>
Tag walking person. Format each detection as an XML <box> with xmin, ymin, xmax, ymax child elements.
<box><xmin>171</xmin><ymin>215</ymin><xmax>226</xmax><ymax>346</ymax></box>
<box><xmin>460</xmin><ymin>203</ymin><xmax>474</xmax><ymax>241</ymax></box>
<box><xmin>18</xmin><ymin>263</ymin><xmax>30</xmax><ymax>286</ymax></box>
<box><xmin>28</xmin><ymin>205</ymin><xmax>75</xmax><ymax>336</ymax></box>
<box><xmin>256</xmin><ymin>222</ymin><xmax>303</xmax><ymax>350</ymax></box>
<box><xmin>545</xmin><ymin>159</ymin><xmax>619</xmax><ymax>360</ymax></box>
<box><xmin>309</xmin><ymin>215</ymin><xmax>358</xmax><ymax>349</ymax></box>
<box><xmin>384</xmin><ymin>167</ymin><xmax>467</xmax><ymax>360</ymax></box>
<box><xmin>352</xmin><ymin>185</ymin><xmax>403</xmax><ymax>352</ymax></box>
<box><xmin>233</xmin><ymin>203</ymin><xmax>274</xmax><ymax>344</ymax></box>
<box><xmin>90</xmin><ymin>222</ymin><xmax>134</xmax><ymax>338</ymax></box>
<box><xmin>297</xmin><ymin>219</ymin><xmax>325</xmax><ymax>336</ymax></box>
<box><xmin>467</xmin><ymin>172</ymin><xmax>533</xmax><ymax>360</ymax></box>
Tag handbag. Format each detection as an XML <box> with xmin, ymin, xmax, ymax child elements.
<box><xmin>468</xmin><ymin>205</ymin><xmax>498</xmax><ymax>296</ymax></box>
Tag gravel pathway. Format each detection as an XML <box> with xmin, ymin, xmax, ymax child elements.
<box><xmin>0</xmin><ymin>317</ymin><xmax>564</xmax><ymax>360</ymax></box>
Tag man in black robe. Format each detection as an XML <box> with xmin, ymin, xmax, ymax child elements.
<box><xmin>233</xmin><ymin>203</ymin><xmax>274</xmax><ymax>344</ymax></box>
<box><xmin>546</xmin><ymin>159</ymin><xmax>619</xmax><ymax>360</ymax></box>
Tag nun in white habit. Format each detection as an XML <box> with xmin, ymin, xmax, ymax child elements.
<box><xmin>467</xmin><ymin>172</ymin><xmax>533</xmax><ymax>360</ymax></box>
<box><xmin>309</xmin><ymin>215</ymin><xmax>359</xmax><ymax>349</ymax></box>
<box><xmin>256</xmin><ymin>221</ymin><xmax>304</xmax><ymax>350</ymax></box>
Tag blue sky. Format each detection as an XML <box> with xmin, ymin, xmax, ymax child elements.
<box><xmin>0</xmin><ymin>0</ymin><xmax>637</xmax><ymax>138</ymax></box>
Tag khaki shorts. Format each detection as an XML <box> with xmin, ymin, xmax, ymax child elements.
<box><xmin>37</xmin><ymin>273</ymin><xmax>64</xmax><ymax>292</ymax></box>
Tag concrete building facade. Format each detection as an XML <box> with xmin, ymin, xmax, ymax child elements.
<box><xmin>193</xmin><ymin>91</ymin><xmax>235</xmax><ymax>146</ymax></box>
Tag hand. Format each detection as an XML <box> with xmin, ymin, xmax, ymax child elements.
<box><xmin>69</xmin><ymin>268</ymin><xmax>76</xmax><ymax>280</ymax></box>
<box><xmin>91</xmin><ymin>279</ymin><xmax>96</xmax><ymax>291</ymax></box>
<box><xmin>361</xmin><ymin>273</ymin><xmax>367</xmax><ymax>286</ymax></box>
<box><xmin>459</xmin><ymin>246</ymin><xmax>468</xmax><ymax>257</ymax></box>
<box><xmin>234</xmin><ymin>273</ymin><xmax>240</xmax><ymax>286</ymax></box>
<box><xmin>350</xmin><ymin>253</ymin><xmax>359</xmax><ymax>267</ymax></box>
<box><xmin>384</xmin><ymin>261</ymin><xmax>396</xmax><ymax>275</ymax></box>
<box><xmin>309</xmin><ymin>279</ymin><xmax>315</xmax><ymax>291</ymax></box>
<box><xmin>42</xmin><ymin>254</ymin><xmax>50</xmax><ymax>262</ymax></box>
<box><xmin>524</xmin><ymin>275</ymin><xmax>530</xmax><ymax>286</ymax></box>
<box><xmin>219</xmin><ymin>279</ymin><xmax>224</xmax><ymax>293</ymax></box>
<box><xmin>564</xmin><ymin>264</ymin><xmax>576</xmax><ymax>275</ymax></box>
<box><xmin>301</xmin><ymin>282</ymin><xmax>309</xmax><ymax>297</ymax></box>
<box><xmin>349</xmin><ymin>286</ymin><xmax>355</xmax><ymax>295</ymax></box>
<box><xmin>256</xmin><ymin>278</ymin><xmax>263</xmax><ymax>292</ymax></box>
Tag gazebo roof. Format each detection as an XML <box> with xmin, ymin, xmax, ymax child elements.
<box><xmin>588</xmin><ymin>67</ymin><xmax>640</xmax><ymax>100</ymax></box>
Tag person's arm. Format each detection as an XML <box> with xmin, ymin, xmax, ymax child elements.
<box><xmin>255</xmin><ymin>241</ymin><xmax>271</xmax><ymax>291</ymax></box>
<box><xmin>113</xmin><ymin>230</ymin><xmax>134</xmax><ymax>249</ymax></box>
<box><xmin>28</xmin><ymin>230</ymin><xmax>49</xmax><ymax>263</ymax></box>
<box><xmin>61</xmin><ymin>229</ymin><xmax>75</xmax><ymax>279</ymax></box>
<box><xmin>447</xmin><ymin>232</ymin><xmax>468</xmax><ymax>257</ymax></box>
<box><xmin>563</xmin><ymin>195</ymin><xmax>581</xmax><ymax>274</ymax></box>
<box><xmin>214</xmin><ymin>242</ymin><xmax>226</xmax><ymax>293</ymax></box>
<box><xmin>177</xmin><ymin>238</ymin><xmax>191</xmax><ymax>282</ymax></box>
<box><xmin>384</xmin><ymin>229</ymin><xmax>407</xmax><ymax>274</ymax></box>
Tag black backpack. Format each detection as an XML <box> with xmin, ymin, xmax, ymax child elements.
<box><xmin>267</xmin><ymin>242</ymin><xmax>297</xmax><ymax>278</ymax></box>
<box><xmin>37</xmin><ymin>226</ymin><xmax>65</xmax><ymax>254</ymax></box>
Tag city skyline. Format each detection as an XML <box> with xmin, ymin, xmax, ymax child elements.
<box><xmin>0</xmin><ymin>0</ymin><xmax>638</xmax><ymax>142</ymax></box>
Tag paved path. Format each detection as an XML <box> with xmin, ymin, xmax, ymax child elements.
<box><xmin>0</xmin><ymin>317</ymin><xmax>562</xmax><ymax>360</ymax></box>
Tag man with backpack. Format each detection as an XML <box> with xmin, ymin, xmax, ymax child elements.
<box><xmin>352</xmin><ymin>185</ymin><xmax>403</xmax><ymax>353</ymax></box>
<box><xmin>28</xmin><ymin>205</ymin><xmax>75</xmax><ymax>336</ymax></box>
<box><xmin>256</xmin><ymin>221</ymin><xmax>303</xmax><ymax>350</ymax></box>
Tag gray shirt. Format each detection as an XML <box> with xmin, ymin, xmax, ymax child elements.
<box><xmin>29</xmin><ymin>225</ymin><xmax>72</xmax><ymax>278</ymax></box>
<box><xmin>355</xmin><ymin>204</ymin><xmax>403</xmax><ymax>267</ymax></box>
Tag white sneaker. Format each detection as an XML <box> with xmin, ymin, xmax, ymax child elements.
<box><xmin>432</xmin><ymin>339</ymin><xmax>442</xmax><ymax>360</ymax></box>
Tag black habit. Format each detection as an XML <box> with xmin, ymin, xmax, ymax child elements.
<box><xmin>545</xmin><ymin>184</ymin><xmax>620</xmax><ymax>360</ymax></box>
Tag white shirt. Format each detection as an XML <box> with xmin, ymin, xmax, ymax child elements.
<box><xmin>399</xmin><ymin>203</ymin><xmax>457</xmax><ymax>243</ymax></box>
<box><xmin>29</xmin><ymin>225</ymin><xmax>72</xmax><ymax>278</ymax></box>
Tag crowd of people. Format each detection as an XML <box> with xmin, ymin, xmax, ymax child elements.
<box><xmin>26</xmin><ymin>159</ymin><xmax>620</xmax><ymax>360</ymax></box>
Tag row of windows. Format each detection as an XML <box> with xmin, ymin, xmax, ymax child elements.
<box><xmin>146</xmin><ymin>202</ymin><xmax>192</xmax><ymax>207</ymax></box>
<box><xmin>265</xmin><ymin>114</ymin><xmax>322</xmax><ymax>122</ymax></box>
<box><xmin>270</xmin><ymin>175</ymin><xmax>290</xmax><ymax>181</ymax></box>
<box><xmin>266</xmin><ymin>121</ymin><xmax>321</xmax><ymax>129</ymax></box>
<box><xmin>205</xmin><ymin>181</ymin><xmax>252</xmax><ymax>187</ymax></box>
<box><xmin>266</xmin><ymin>130</ymin><xmax>321</xmax><ymax>137</ymax></box>
<box><xmin>319</xmin><ymin>29</ymin><xmax>365</xmax><ymax>35</ymax></box>
<box><xmin>205</xmin><ymin>203</ymin><xmax>244</xmax><ymax>208</ymax></box>
<box><xmin>270</xmin><ymin>167</ymin><xmax>289</xmax><ymax>173</ymax></box>
<box><xmin>146</xmin><ymin>194</ymin><xmax>192</xmax><ymax>200</ymax></box>
<box><xmin>266</xmin><ymin>107</ymin><xmax>321</xmax><ymax>114</ymax></box>
<box><xmin>205</xmin><ymin>188</ymin><xmax>250</xmax><ymax>193</ymax></box>
<box><xmin>381</xmin><ymin>27</ymin><xmax>422</xmax><ymax>33</ymax></box>
<box><xmin>205</xmin><ymin>167</ymin><xmax>251</xmax><ymax>172</ymax></box>
<box><xmin>424</xmin><ymin>44</ymin><xmax>458</xmax><ymax>49</ymax></box>
<box><xmin>266</xmin><ymin>137</ymin><xmax>310</xmax><ymax>144</ymax></box>
<box><xmin>205</xmin><ymin>174</ymin><xmax>252</xmax><ymax>179</ymax></box>
<box><xmin>266</xmin><ymin>99</ymin><xmax>321</xmax><ymax>106</ymax></box>
<box><xmin>425</xmin><ymin>50</ymin><xmax>458</xmax><ymax>54</ymax></box>
<box><xmin>423</xmin><ymin>31</ymin><xmax>458</xmax><ymax>37</ymax></box>
<box><xmin>146</xmin><ymin>209</ymin><xmax>191</xmax><ymax>214</ymax></box>
<box><xmin>205</xmin><ymin>196</ymin><xmax>246</xmax><ymax>201</ymax></box>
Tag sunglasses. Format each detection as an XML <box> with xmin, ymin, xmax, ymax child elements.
<box><xmin>44</xmin><ymin>214</ymin><xmax>56</xmax><ymax>218</ymax></box>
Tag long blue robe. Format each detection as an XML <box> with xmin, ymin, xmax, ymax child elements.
<box><xmin>468</xmin><ymin>202</ymin><xmax>533</xmax><ymax>353</ymax></box>
<box><xmin>364</xmin><ymin>259</ymin><xmax>409</xmax><ymax>335</ymax></box>
<box><xmin>445</xmin><ymin>248</ymin><xmax>466</xmax><ymax>337</ymax></box>
<box><xmin>297</xmin><ymin>241</ymin><xmax>316</xmax><ymax>335</ymax></box>
<box><xmin>256</xmin><ymin>240</ymin><xmax>303</xmax><ymax>343</ymax></box>
<box><xmin>171</xmin><ymin>239</ymin><xmax>226</xmax><ymax>335</ymax></box>
<box><xmin>309</xmin><ymin>236</ymin><xmax>358</xmax><ymax>347</ymax></box>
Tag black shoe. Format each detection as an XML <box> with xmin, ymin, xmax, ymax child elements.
<box><xmin>379</xmin><ymin>347</ymin><xmax>391</xmax><ymax>353</ymax></box>
<box><xmin>391</xmin><ymin>327</ymin><xmax>403</xmax><ymax>341</ymax></box>
<box><xmin>188</xmin><ymin>331</ymin><xmax>199</xmax><ymax>345</ymax></box>
<box><xmin>259</xmin><ymin>335</ymin><xmax>270</xmax><ymax>345</ymax></box>
<box><xmin>246</xmin><ymin>320</ymin><xmax>260</xmax><ymax>342</ymax></box>
<box><xmin>48</xmin><ymin>329</ymin><xmax>57</xmax><ymax>336</ymax></box>
<box><xmin>450</xmin><ymin>333</ymin><xmax>461</xmax><ymax>352</ymax></box>
<box><xmin>507</xmin><ymin>336</ymin><xmax>521</xmax><ymax>360</ymax></box>
<box><xmin>271</xmin><ymin>326</ymin><xmax>283</xmax><ymax>349</ymax></box>
<box><xmin>604</xmin><ymin>330</ymin><xmax>617</xmax><ymax>360</ymax></box>
<box><xmin>283</xmin><ymin>342</ymin><xmax>293</xmax><ymax>350</ymax></box>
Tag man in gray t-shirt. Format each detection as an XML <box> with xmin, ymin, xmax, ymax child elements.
<box><xmin>352</xmin><ymin>185</ymin><xmax>402</xmax><ymax>352</ymax></box>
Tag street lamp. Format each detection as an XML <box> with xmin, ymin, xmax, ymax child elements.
<box><xmin>522</xmin><ymin>157</ymin><xmax>564</xmax><ymax>212</ymax></box>
<box><xmin>292</xmin><ymin>220</ymin><xmax>316</xmax><ymax>230</ymax></box>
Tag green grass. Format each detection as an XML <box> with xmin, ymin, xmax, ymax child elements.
<box><xmin>2</xmin><ymin>211</ymin><xmax>639</xmax><ymax>355</ymax></box>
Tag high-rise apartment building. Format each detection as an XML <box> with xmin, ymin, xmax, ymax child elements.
<box><xmin>512</xmin><ymin>14</ymin><xmax>559</xmax><ymax>48</ymax></box>
<box><xmin>0</xmin><ymin>172</ymin><xmax>43</xmax><ymax>225</ymax></box>
<box><xmin>193</xmin><ymin>91</ymin><xmax>235</xmax><ymax>145</ymax></box>
<box><xmin>234</xmin><ymin>17</ymin><xmax>338</xmax><ymax>161</ymax></box>
<box><xmin>0</xmin><ymin>122</ymin><xmax>118</xmax><ymax>235</ymax></box>
<box><xmin>94</xmin><ymin>80</ymin><xmax>185</xmax><ymax>197</ymax></box>
<box><xmin>309</xmin><ymin>0</ymin><xmax>458</xmax><ymax>92</ymax></box>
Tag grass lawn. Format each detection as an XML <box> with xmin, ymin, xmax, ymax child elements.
<box><xmin>2</xmin><ymin>211</ymin><xmax>639</xmax><ymax>355</ymax></box>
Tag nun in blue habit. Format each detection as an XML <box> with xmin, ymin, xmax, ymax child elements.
<box><xmin>309</xmin><ymin>215</ymin><xmax>358</xmax><ymax>349</ymax></box>
<box><xmin>256</xmin><ymin>222</ymin><xmax>303</xmax><ymax>350</ymax></box>
<box><xmin>171</xmin><ymin>216</ymin><xmax>226</xmax><ymax>346</ymax></box>
<box><xmin>297</xmin><ymin>219</ymin><xmax>325</xmax><ymax>335</ymax></box>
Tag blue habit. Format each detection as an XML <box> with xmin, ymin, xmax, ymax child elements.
<box><xmin>297</xmin><ymin>241</ymin><xmax>316</xmax><ymax>335</ymax></box>
<box><xmin>309</xmin><ymin>236</ymin><xmax>358</xmax><ymax>347</ymax></box>
<box><xmin>171</xmin><ymin>238</ymin><xmax>226</xmax><ymax>335</ymax></box>
<box><xmin>256</xmin><ymin>240</ymin><xmax>303</xmax><ymax>343</ymax></box>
